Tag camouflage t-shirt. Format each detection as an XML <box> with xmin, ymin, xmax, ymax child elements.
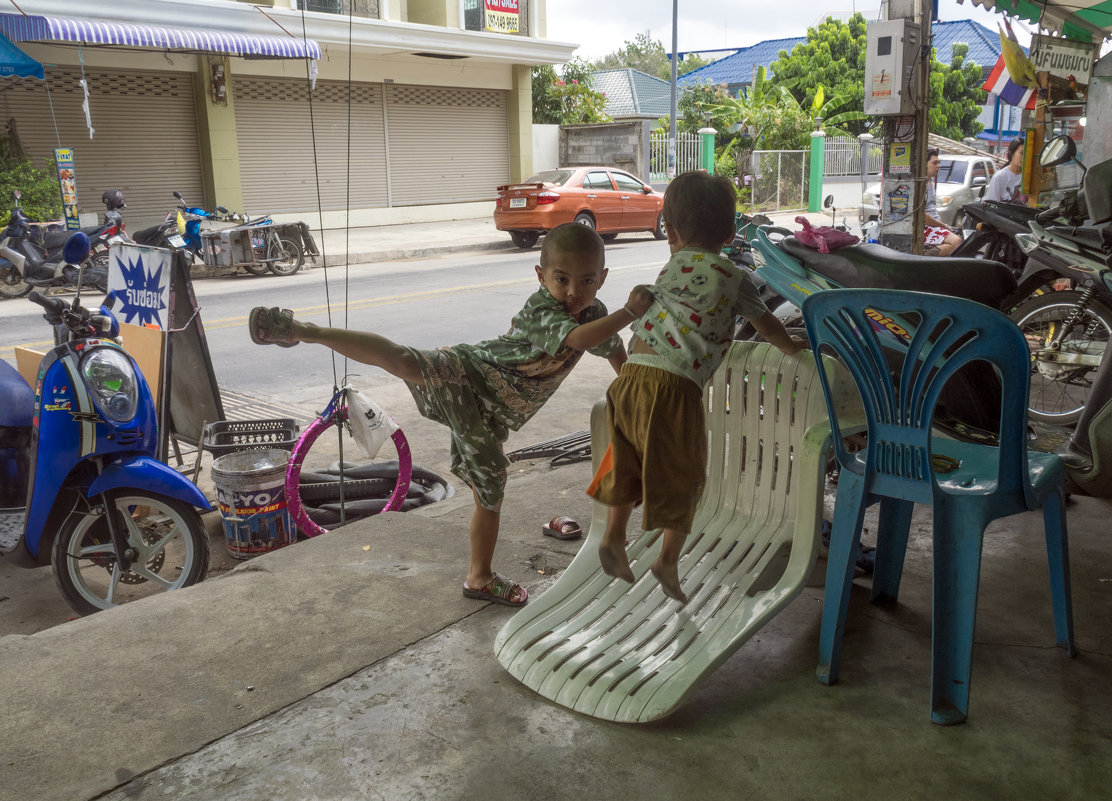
<box><xmin>410</xmin><ymin>285</ymin><xmax>623</xmax><ymax>434</ymax></box>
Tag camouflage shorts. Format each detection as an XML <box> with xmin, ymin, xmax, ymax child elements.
<box><xmin>404</xmin><ymin>347</ymin><xmax>510</xmax><ymax>512</ymax></box>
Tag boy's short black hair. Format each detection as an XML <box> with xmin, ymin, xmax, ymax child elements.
<box><xmin>662</xmin><ymin>171</ymin><xmax>736</xmax><ymax>251</ymax></box>
<box><xmin>540</xmin><ymin>222</ymin><xmax>605</xmax><ymax>270</ymax></box>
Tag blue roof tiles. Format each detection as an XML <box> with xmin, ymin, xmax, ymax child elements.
<box><xmin>677</xmin><ymin>36</ymin><xmax>805</xmax><ymax>92</ymax></box>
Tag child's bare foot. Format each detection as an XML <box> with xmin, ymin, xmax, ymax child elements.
<box><xmin>598</xmin><ymin>542</ymin><xmax>635</xmax><ymax>583</ymax></box>
<box><xmin>650</xmin><ymin>559</ymin><xmax>687</xmax><ymax>604</ymax></box>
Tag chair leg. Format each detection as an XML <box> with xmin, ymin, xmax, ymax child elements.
<box><xmin>870</xmin><ymin>497</ymin><xmax>915</xmax><ymax>604</ymax></box>
<box><xmin>929</xmin><ymin>504</ymin><xmax>987</xmax><ymax>725</ymax></box>
<box><xmin>817</xmin><ymin>470</ymin><xmax>869</xmax><ymax>686</ymax></box>
<box><xmin>1041</xmin><ymin>488</ymin><xmax>1076</xmax><ymax>657</ymax></box>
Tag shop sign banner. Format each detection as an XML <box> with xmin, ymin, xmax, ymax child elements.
<box><xmin>107</xmin><ymin>244</ymin><xmax>171</xmax><ymax>329</ymax></box>
<box><xmin>484</xmin><ymin>0</ymin><xmax>519</xmax><ymax>33</ymax></box>
<box><xmin>1029</xmin><ymin>35</ymin><xmax>1098</xmax><ymax>84</ymax></box>
<box><xmin>54</xmin><ymin>148</ymin><xmax>79</xmax><ymax>231</ymax></box>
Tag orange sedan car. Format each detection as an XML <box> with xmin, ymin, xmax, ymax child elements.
<box><xmin>495</xmin><ymin>167</ymin><xmax>666</xmax><ymax>249</ymax></box>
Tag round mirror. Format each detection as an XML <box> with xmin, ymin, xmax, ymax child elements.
<box><xmin>823</xmin><ymin>194</ymin><xmax>835</xmax><ymax>209</ymax></box>
<box><xmin>62</xmin><ymin>231</ymin><xmax>91</xmax><ymax>266</ymax></box>
<box><xmin>1039</xmin><ymin>134</ymin><xmax>1076</xmax><ymax>167</ymax></box>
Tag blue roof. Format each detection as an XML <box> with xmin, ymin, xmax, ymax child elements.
<box><xmin>932</xmin><ymin>18</ymin><xmax>1005</xmax><ymax>69</ymax></box>
<box><xmin>677</xmin><ymin>36</ymin><xmax>804</xmax><ymax>91</ymax></box>
<box><xmin>677</xmin><ymin>19</ymin><xmax>1006</xmax><ymax>93</ymax></box>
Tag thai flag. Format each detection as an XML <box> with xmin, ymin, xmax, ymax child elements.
<box><xmin>983</xmin><ymin>55</ymin><xmax>1036</xmax><ymax>110</ymax></box>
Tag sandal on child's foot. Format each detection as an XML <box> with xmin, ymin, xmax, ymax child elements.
<box><xmin>248</xmin><ymin>306</ymin><xmax>298</xmax><ymax>347</ymax></box>
<box><xmin>462</xmin><ymin>573</ymin><xmax>528</xmax><ymax>607</ymax></box>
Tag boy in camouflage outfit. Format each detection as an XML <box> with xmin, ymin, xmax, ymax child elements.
<box><xmin>249</xmin><ymin>223</ymin><xmax>653</xmax><ymax>606</ymax></box>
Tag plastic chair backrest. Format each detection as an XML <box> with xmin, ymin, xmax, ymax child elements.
<box><xmin>801</xmin><ymin>288</ymin><xmax>1031</xmax><ymax>504</ymax></box>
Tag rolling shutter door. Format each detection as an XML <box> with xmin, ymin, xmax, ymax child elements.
<box><xmin>0</xmin><ymin>68</ymin><xmax>202</xmax><ymax>226</ymax></box>
<box><xmin>385</xmin><ymin>84</ymin><xmax>508</xmax><ymax>206</ymax></box>
<box><xmin>234</xmin><ymin>79</ymin><xmax>387</xmax><ymax>215</ymax></box>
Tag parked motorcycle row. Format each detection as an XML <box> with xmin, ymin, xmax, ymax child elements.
<box><xmin>0</xmin><ymin>189</ymin><xmax>316</xmax><ymax>300</ymax></box>
<box><xmin>735</xmin><ymin>133</ymin><xmax>1112</xmax><ymax>500</ymax></box>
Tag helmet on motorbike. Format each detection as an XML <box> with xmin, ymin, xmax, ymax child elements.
<box><xmin>101</xmin><ymin>189</ymin><xmax>125</xmax><ymax>211</ymax></box>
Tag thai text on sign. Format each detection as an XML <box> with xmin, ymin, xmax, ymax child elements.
<box><xmin>1029</xmin><ymin>35</ymin><xmax>1098</xmax><ymax>84</ymax></box>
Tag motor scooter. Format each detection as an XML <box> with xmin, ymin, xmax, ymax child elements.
<box><xmin>0</xmin><ymin>189</ymin><xmax>125</xmax><ymax>299</ymax></box>
<box><xmin>0</xmin><ymin>232</ymin><xmax>211</xmax><ymax>614</ymax></box>
<box><xmin>748</xmin><ymin>133</ymin><xmax>1112</xmax><ymax>497</ymax></box>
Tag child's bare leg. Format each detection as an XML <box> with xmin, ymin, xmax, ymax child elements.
<box><xmin>465</xmin><ymin>490</ymin><xmax>526</xmax><ymax>603</ymax></box>
<box><xmin>598</xmin><ymin>502</ymin><xmax>635</xmax><ymax>583</ymax></box>
<box><xmin>651</xmin><ymin>528</ymin><xmax>688</xmax><ymax>603</ymax></box>
<box><xmin>293</xmin><ymin>321</ymin><xmax>423</xmax><ymax>384</ymax></box>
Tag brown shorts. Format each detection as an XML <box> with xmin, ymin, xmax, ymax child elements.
<box><xmin>589</xmin><ymin>363</ymin><xmax>706</xmax><ymax>532</ymax></box>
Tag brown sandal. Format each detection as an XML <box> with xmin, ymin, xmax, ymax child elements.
<box><xmin>462</xmin><ymin>573</ymin><xmax>528</xmax><ymax>607</ymax></box>
<box><xmin>248</xmin><ymin>307</ymin><xmax>297</xmax><ymax>347</ymax></box>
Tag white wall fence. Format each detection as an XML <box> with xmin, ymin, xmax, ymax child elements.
<box><xmin>649</xmin><ymin>131</ymin><xmax>703</xmax><ymax>182</ymax></box>
<box><xmin>824</xmin><ymin>136</ymin><xmax>884</xmax><ymax>176</ymax></box>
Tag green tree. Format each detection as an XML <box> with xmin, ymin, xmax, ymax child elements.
<box><xmin>0</xmin><ymin>122</ymin><xmax>61</xmax><ymax>220</ymax></box>
<box><xmin>593</xmin><ymin>32</ymin><xmax>714</xmax><ymax>80</ymax></box>
<box><xmin>767</xmin><ymin>13</ymin><xmax>870</xmax><ymax>137</ymax></box>
<box><xmin>929</xmin><ymin>42</ymin><xmax>987</xmax><ymax>140</ymax></box>
<box><xmin>768</xmin><ymin>14</ymin><xmax>987</xmax><ymax>139</ymax></box>
<box><xmin>531</xmin><ymin>59</ymin><xmax>611</xmax><ymax>125</ymax></box>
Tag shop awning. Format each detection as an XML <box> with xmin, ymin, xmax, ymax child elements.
<box><xmin>963</xmin><ymin>0</ymin><xmax>1112</xmax><ymax>43</ymax></box>
<box><xmin>0</xmin><ymin>30</ymin><xmax>43</xmax><ymax>79</ymax></box>
<box><xmin>0</xmin><ymin>13</ymin><xmax>321</xmax><ymax>60</ymax></box>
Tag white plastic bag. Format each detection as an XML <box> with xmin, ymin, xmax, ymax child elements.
<box><xmin>345</xmin><ymin>389</ymin><xmax>399</xmax><ymax>459</ymax></box>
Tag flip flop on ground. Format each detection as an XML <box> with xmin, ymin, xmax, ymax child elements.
<box><xmin>248</xmin><ymin>306</ymin><xmax>298</xmax><ymax>347</ymax></box>
<box><xmin>542</xmin><ymin>515</ymin><xmax>582</xmax><ymax>540</ymax></box>
<box><xmin>462</xmin><ymin>573</ymin><xmax>528</xmax><ymax>607</ymax></box>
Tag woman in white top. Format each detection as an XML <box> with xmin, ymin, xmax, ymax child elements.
<box><xmin>984</xmin><ymin>138</ymin><xmax>1024</xmax><ymax>203</ymax></box>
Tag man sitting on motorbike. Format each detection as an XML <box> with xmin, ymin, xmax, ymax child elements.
<box><xmin>924</xmin><ymin>148</ymin><xmax>962</xmax><ymax>257</ymax></box>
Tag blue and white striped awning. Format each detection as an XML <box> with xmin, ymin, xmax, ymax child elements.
<box><xmin>0</xmin><ymin>13</ymin><xmax>321</xmax><ymax>60</ymax></box>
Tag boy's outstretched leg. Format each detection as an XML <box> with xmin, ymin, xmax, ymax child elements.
<box><xmin>461</xmin><ymin>490</ymin><xmax>527</xmax><ymax>607</ymax></box>
<box><xmin>598</xmin><ymin>502</ymin><xmax>635</xmax><ymax>583</ymax></box>
<box><xmin>248</xmin><ymin>307</ymin><xmax>423</xmax><ymax>384</ymax></box>
<box><xmin>651</xmin><ymin>528</ymin><xmax>688</xmax><ymax>604</ymax></box>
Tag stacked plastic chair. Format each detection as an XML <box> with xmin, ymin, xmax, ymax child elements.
<box><xmin>495</xmin><ymin>341</ymin><xmax>858</xmax><ymax>722</ymax></box>
<box><xmin>801</xmin><ymin>288</ymin><xmax>1075</xmax><ymax>725</ymax></box>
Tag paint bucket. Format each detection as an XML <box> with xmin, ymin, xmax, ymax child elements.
<box><xmin>210</xmin><ymin>448</ymin><xmax>296</xmax><ymax>559</ymax></box>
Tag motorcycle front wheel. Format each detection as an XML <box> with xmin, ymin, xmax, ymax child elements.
<box><xmin>267</xmin><ymin>237</ymin><xmax>304</xmax><ymax>276</ymax></box>
<box><xmin>52</xmin><ymin>493</ymin><xmax>210</xmax><ymax>616</ymax></box>
<box><xmin>1011</xmin><ymin>291</ymin><xmax>1112</xmax><ymax>426</ymax></box>
<box><xmin>0</xmin><ymin>267</ymin><xmax>31</xmax><ymax>299</ymax></box>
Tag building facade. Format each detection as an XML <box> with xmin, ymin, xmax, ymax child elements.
<box><xmin>0</xmin><ymin>0</ymin><xmax>574</xmax><ymax>228</ymax></box>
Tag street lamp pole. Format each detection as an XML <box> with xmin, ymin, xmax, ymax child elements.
<box><xmin>668</xmin><ymin>0</ymin><xmax>678</xmax><ymax>180</ymax></box>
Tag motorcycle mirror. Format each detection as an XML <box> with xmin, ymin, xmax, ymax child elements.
<box><xmin>1039</xmin><ymin>134</ymin><xmax>1076</xmax><ymax>168</ymax></box>
<box><xmin>13</xmin><ymin>190</ymin><xmax>20</xmax><ymax>202</ymax></box>
<box><xmin>63</xmin><ymin>231</ymin><xmax>91</xmax><ymax>266</ymax></box>
<box><xmin>173</xmin><ymin>191</ymin><xmax>184</xmax><ymax>201</ymax></box>
<box><xmin>823</xmin><ymin>194</ymin><xmax>835</xmax><ymax>209</ymax></box>
<box><xmin>216</xmin><ymin>206</ymin><xmax>229</xmax><ymax>215</ymax></box>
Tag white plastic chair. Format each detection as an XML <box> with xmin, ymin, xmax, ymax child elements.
<box><xmin>494</xmin><ymin>341</ymin><xmax>857</xmax><ymax>722</ymax></box>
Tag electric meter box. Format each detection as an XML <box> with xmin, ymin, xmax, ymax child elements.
<box><xmin>864</xmin><ymin>19</ymin><xmax>921</xmax><ymax>116</ymax></box>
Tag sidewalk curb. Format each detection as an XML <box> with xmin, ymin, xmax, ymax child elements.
<box><xmin>329</xmin><ymin>239</ymin><xmax>518</xmax><ymax>267</ymax></box>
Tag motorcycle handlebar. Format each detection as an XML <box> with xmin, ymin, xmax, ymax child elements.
<box><xmin>1035</xmin><ymin>204</ymin><xmax>1062</xmax><ymax>224</ymax></box>
<box><xmin>27</xmin><ymin>290</ymin><xmax>67</xmax><ymax>316</ymax></box>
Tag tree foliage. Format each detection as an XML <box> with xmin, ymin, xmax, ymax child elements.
<box><xmin>0</xmin><ymin>122</ymin><xmax>61</xmax><ymax>220</ymax></box>
<box><xmin>531</xmin><ymin>59</ymin><xmax>611</xmax><ymax>125</ymax></box>
<box><xmin>592</xmin><ymin>31</ymin><xmax>714</xmax><ymax>80</ymax></box>
<box><xmin>767</xmin><ymin>13</ymin><xmax>986</xmax><ymax>140</ymax></box>
<box><xmin>929</xmin><ymin>42</ymin><xmax>987</xmax><ymax>140</ymax></box>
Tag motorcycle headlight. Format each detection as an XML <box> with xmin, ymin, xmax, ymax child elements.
<box><xmin>1016</xmin><ymin>233</ymin><xmax>1040</xmax><ymax>254</ymax></box>
<box><xmin>937</xmin><ymin>194</ymin><xmax>953</xmax><ymax>208</ymax></box>
<box><xmin>81</xmin><ymin>348</ymin><xmax>138</xmax><ymax>422</ymax></box>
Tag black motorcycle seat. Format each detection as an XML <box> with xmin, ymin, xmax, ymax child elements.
<box><xmin>778</xmin><ymin>237</ymin><xmax>1017</xmax><ymax>307</ymax></box>
<box><xmin>1044</xmin><ymin>225</ymin><xmax>1108</xmax><ymax>253</ymax></box>
<box><xmin>41</xmin><ymin>224</ymin><xmax>108</xmax><ymax>250</ymax></box>
<box><xmin>977</xmin><ymin>201</ymin><xmax>1040</xmax><ymax>235</ymax></box>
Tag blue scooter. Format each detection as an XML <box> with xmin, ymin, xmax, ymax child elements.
<box><xmin>0</xmin><ymin>233</ymin><xmax>211</xmax><ymax>615</ymax></box>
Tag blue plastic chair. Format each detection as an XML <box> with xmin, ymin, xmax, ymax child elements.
<box><xmin>801</xmin><ymin>288</ymin><xmax>1075</xmax><ymax>725</ymax></box>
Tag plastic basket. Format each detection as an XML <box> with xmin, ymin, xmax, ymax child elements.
<box><xmin>203</xmin><ymin>418</ymin><xmax>300</xmax><ymax>457</ymax></box>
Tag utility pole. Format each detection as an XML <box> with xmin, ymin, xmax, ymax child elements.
<box><xmin>869</xmin><ymin>0</ymin><xmax>932</xmax><ymax>253</ymax></box>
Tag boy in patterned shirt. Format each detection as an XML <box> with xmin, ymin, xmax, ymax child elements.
<box><xmin>248</xmin><ymin>223</ymin><xmax>653</xmax><ymax>607</ymax></box>
<box><xmin>591</xmin><ymin>171</ymin><xmax>806</xmax><ymax>604</ymax></box>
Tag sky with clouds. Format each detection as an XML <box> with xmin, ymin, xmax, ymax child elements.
<box><xmin>543</xmin><ymin>1</ymin><xmax>1032</xmax><ymax>62</ymax></box>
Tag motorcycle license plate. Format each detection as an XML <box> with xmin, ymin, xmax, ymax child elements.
<box><xmin>509</xmin><ymin>197</ymin><xmax>527</xmax><ymax>209</ymax></box>
<box><xmin>167</xmin><ymin>234</ymin><xmax>186</xmax><ymax>248</ymax></box>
